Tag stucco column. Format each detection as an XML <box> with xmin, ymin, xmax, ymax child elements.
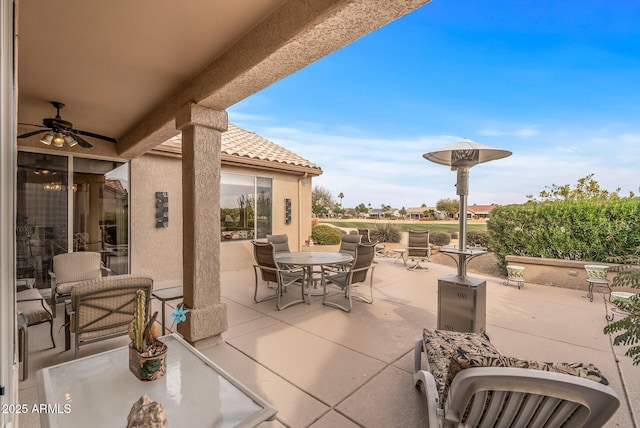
<box><xmin>175</xmin><ymin>103</ymin><xmax>228</xmax><ymax>347</ymax></box>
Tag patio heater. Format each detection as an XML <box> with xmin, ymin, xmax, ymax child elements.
<box><xmin>423</xmin><ymin>139</ymin><xmax>511</xmax><ymax>333</ymax></box>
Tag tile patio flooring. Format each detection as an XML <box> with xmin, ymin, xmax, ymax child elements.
<box><xmin>18</xmin><ymin>255</ymin><xmax>639</xmax><ymax>427</ymax></box>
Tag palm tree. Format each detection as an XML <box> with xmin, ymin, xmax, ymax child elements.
<box><xmin>338</xmin><ymin>192</ymin><xmax>344</xmax><ymax>207</ymax></box>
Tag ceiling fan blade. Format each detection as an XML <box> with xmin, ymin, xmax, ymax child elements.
<box><xmin>70</xmin><ymin>134</ymin><xmax>93</xmax><ymax>148</ymax></box>
<box><xmin>73</xmin><ymin>129</ymin><xmax>118</xmax><ymax>144</ymax></box>
<box><xmin>17</xmin><ymin>129</ymin><xmax>48</xmax><ymax>139</ymax></box>
<box><xmin>18</xmin><ymin>122</ymin><xmax>48</xmax><ymax>129</ymax></box>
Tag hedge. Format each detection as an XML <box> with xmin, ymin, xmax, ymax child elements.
<box><xmin>488</xmin><ymin>198</ymin><xmax>640</xmax><ymax>268</ymax></box>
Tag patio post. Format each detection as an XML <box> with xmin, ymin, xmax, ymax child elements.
<box><xmin>175</xmin><ymin>103</ymin><xmax>228</xmax><ymax>347</ymax></box>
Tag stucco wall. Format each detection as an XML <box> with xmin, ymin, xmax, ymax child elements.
<box><xmin>131</xmin><ymin>155</ymin><xmax>315</xmax><ymax>280</ymax></box>
<box><xmin>219</xmin><ymin>164</ymin><xmax>313</xmax><ymax>271</ymax></box>
<box><xmin>130</xmin><ymin>155</ymin><xmax>184</xmax><ymax>288</ymax></box>
<box><xmin>505</xmin><ymin>255</ymin><xmax>618</xmax><ymax>290</ymax></box>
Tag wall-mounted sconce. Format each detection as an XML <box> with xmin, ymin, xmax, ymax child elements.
<box><xmin>156</xmin><ymin>192</ymin><xmax>168</xmax><ymax>228</ymax></box>
<box><xmin>285</xmin><ymin>198</ymin><xmax>292</xmax><ymax>225</ymax></box>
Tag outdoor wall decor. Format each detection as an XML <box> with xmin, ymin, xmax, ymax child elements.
<box><xmin>285</xmin><ymin>198</ymin><xmax>292</xmax><ymax>225</ymax></box>
<box><xmin>156</xmin><ymin>192</ymin><xmax>168</xmax><ymax>228</ymax></box>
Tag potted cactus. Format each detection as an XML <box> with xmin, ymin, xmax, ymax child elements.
<box><xmin>128</xmin><ymin>289</ymin><xmax>168</xmax><ymax>381</ymax></box>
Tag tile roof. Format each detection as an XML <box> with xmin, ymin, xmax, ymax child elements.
<box><xmin>153</xmin><ymin>122</ymin><xmax>322</xmax><ymax>176</ymax></box>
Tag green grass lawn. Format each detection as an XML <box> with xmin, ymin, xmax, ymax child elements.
<box><xmin>318</xmin><ymin>219</ymin><xmax>487</xmax><ymax>234</ymax></box>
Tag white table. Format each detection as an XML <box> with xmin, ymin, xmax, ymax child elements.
<box><xmin>37</xmin><ymin>334</ymin><xmax>276</xmax><ymax>428</ymax></box>
<box><xmin>393</xmin><ymin>248</ymin><xmax>407</xmax><ymax>265</ymax></box>
<box><xmin>275</xmin><ymin>252</ymin><xmax>353</xmax><ymax>295</ymax></box>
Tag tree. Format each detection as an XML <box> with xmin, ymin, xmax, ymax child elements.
<box><xmin>604</xmin><ymin>251</ymin><xmax>640</xmax><ymax>365</ymax></box>
<box><xmin>399</xmin><ymin>207</ymin><xmax>407</xmax><ymax>219</ymax></box>
<box><xmin>526</xmin><ymin>173</ymin><xmax>634</xmax><ymax>202</ymax></box>
<box><xmin>312</xmin><ymin>185</ymin><xmax>335</xmax><ymax>217</ymax></box>
<box><xmin>381</xmin><ymin>204</ymin><xmax>391</xmax><ymax>218</ymax></box>
<box><xmin>355</xmin><ymin>203</ymin><xmax>369</xmax><ymax>218</ymax></box>
<box><xmin>436</xmin><ymin>198</ymin><xmax>458</xmax><ymax>217</ymax></box>
<box><xmin>338</xmin><ymin>192</ymin><xmax>344</xmax><ymax>207</ymax></box>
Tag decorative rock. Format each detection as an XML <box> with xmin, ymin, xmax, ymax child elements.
<box><xmin>126</xmin><ymin>394</ymin><xmax>167</xmax><ymax>428</ymax></box>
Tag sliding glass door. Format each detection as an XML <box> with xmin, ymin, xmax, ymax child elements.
<box><xmin>16</xmin><ymin>153</ymin><xmax>69</xmax><ymax>287</ymax></box>
<box><xmin>16</xmin><ymin>152</ymin><xmax>129</xmax><ymax>287</ymax></box>
<box><xmin>73</xmin><ymin>158</ymin><xmax>129</xmax><ymax>274</ymax></box>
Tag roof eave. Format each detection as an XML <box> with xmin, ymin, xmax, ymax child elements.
<box><xmin>147</xmin><ymin>147</ymin><xmax>323</xmax><ymax>176</ymax></box>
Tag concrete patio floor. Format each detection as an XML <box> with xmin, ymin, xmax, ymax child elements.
<box><xmin>18</xmin><ymin>255</ymin><xmax>638</xmax><ymax>427</ymax></box>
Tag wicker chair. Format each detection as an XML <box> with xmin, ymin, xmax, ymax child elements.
<box><xmin>65</xmin><ymin>274</ymin><xmax>153</xmax><ymax>357</ymax></box>
<box><xmin>49</xmin><ymin>251</ymin><xmax>111</xmax><ymax>317</ymax></box>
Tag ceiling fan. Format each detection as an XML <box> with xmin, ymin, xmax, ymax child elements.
<box><xmin>18</xmin><ymin>101</ymin><xmax>118</xmax><ymax>148</ymax></box>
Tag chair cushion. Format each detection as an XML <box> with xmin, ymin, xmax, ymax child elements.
<box><xmin>422</xmin><ymin>329</ymin><xmax>500</xmax><ymax>405</ymax></box>
<box><xmin>16</xmin><ymin>289</ymin><xmax>52</xmax><ymax>325</ymax></box>
<box><xmin>441</xmin><ymin>353</ymin><xmax>610</xmax><ymax>409</ymax></box>
<box><xmin>53</xmin><ymin>252</ymin><xmax>102</xmax><ymax>284</ymax></box>
<box><xmin>56</xmin><ymin>280</ymin><xmax>91</xmax><ymax>295</ymax></box>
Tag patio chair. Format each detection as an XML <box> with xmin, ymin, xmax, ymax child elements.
<box><xmin>358</xmin><ymin>228</ymin><xmax>386</xmax><ymax>257</ymax></box>
<box><xmin>321</xmin><ymin>242</ymin><xmax>377</xmax><ymax>312</ymax></box>
<box><xmin>65</xmin><ymin>274</ymin><xmax>153</xmax><ymax>358</ymax></box>
<box><xmin>406</xmin><ymin>230</ymin><xmax>431</xmax><ymax>271</ymax></box>
<box><xmin>49</xmin><ymin>251</ymin><xmax>112</xmax><ymax>317</ymax></box>
<box><xmin>339</xmin><ymin>234</ymin><xmax>362</xmax><ymax>259</ymax></box>
<box><xmin>17</xmin><ymin>288</ymin><xmax>56</xmax><ymax>378</ymax></box>
<box><xmin>252</xmin><ymin>241</ymin><xmax>306</xmax><ymax>310</ymax></box>
<box><xmin>413</xmin><ymin>329</ymin><xmax>620</xmax><ymax>428</ymax></box>
<box><xmin>357</xmin><ymin>228</ymin><xmax>371</xmax><ymax>243</ymax></box>
<box><xmin>322</xmin><ymin>234</ymin><xmax>362</xmax><ymax>276</ymax></box>
<box><xmin>266</xmin><ymin>234</ymin><xmax>291</xmax><ymax>253</ymax></box>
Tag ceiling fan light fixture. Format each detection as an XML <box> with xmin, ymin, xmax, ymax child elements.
<box><xmin>64</xmin><ymin>135</ymin><xmax>78</xmax><ymax>147</ymax></box>
<box><xmin>53</xmin><ymin>133</ymin><xmax>65</xmax><ymax>148</ymax></box>
<box><xmin>40</xmin><ymin>133</ymin><xmax>54</xmax><ymax>145</ymax></box>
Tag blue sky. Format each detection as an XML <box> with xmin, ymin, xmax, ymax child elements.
<box><xmin>229</xmin><ymin>0</ymin><xmax>640</xmax><ymax>209</ymax></box>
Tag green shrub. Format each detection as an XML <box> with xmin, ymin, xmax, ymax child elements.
<box><xmin>450</xmin><ymin>231</ymin><xmax>459</xmax><ymax>239</ymax></box>
<box><xmin>430</xmin><ymin>231</ymin><xmax>451</xmax><ymax>246</ymax></box>
<box><xmin>312</xmin><ymin>225</ymin><xmax>342</xmax><ymax>245</ymax></box>
<box><xmin>371</xmin><ymin>223</ymin><xmax>401</xmax><ymax>243</ymax></box>
<box><xmin>466</xmin><ymin>231</ymin><xmax>489</xmax><ymax>248</ymax></box>
<box><xmin>603</xmin><ymin>251</ymin><xmax>640</xmax><ymax>365</ymax></box>
<box><xmin>488</xmin><ymin>198</ymin><xmax>640</xmax><ymax>269</ymax></box>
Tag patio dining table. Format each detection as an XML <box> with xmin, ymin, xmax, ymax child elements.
<box><xmin>275</xmin><ymin>251</ymin><xmax>353</xmax><ymax>296</ymax></box>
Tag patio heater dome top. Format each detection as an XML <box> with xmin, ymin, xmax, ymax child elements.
<box><xmin>423</xmin><ymin>138</ymin><xmax>512</xmax><ymax>170</ymax></box>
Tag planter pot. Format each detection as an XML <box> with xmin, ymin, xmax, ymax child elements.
<box><xmin>584</xmin><ymin>264</ymin><xmax>608</xmax><ymax>280</ymax></box>
<box><xmin>129</xmin><ymin>341</ymin><xmax>168</xmax><ymax>381</ymax></box>
<box><xmin>506</xmin><ymin>265</ymin><xmax>525</xmax><ymax>279</ymax></box>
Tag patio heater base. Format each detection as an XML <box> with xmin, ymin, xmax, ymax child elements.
<box><xmin>437</xmin><ymin>274</ymin><xmax>486</xmax><ymax>334</ymax></box>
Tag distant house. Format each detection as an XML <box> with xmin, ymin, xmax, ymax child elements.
<box><xmin>368</xmin><ymin>208</ymin><xmax>400</xmax><ymax>219</ymax></box>
<box><xmin>342</xmin><ymin>208</ymin><xmax>357</xmax><ymax>218</ymax></box>
<box><xmin>406</xmin><ymin>206</ymin><xmax>439</xmax><ymax>220</ymax></box>
<box><xmin>467</xmin><ymin>204</ymin><xmax>499</xmax><ymax>219</ymax></box>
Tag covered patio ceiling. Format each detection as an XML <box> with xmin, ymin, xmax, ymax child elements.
<box><xmin>16</xmin><ymin>0</ymin><xmax>431</xmax><ymax>158</ymax></box>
